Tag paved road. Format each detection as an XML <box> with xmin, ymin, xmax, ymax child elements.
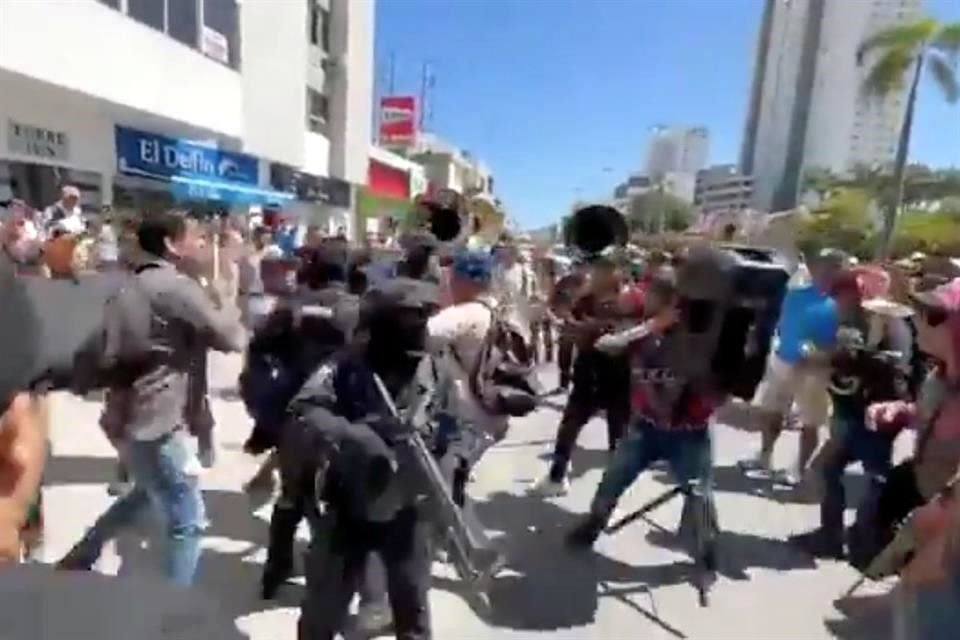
<box><xmin>40</xmin><ymin>353</ymin><xmax>902</xmax><ymax>639</ymax></box>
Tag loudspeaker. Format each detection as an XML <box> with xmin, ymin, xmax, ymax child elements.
<box><xmin>670</xmin><ymin>245</ymin><xmax>789</xmax><ymax>399</ymax></box>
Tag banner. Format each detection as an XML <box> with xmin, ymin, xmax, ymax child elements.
<box><xmin>379</xmin><ymin>96</ymin><xmax>417</xmax><ymax>144</ymax></box>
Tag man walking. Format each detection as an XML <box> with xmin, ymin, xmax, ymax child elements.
<box><xmin>57</xmin><ymin>211</ymin><xmax>244</xmax><ymax>585</ymax></box>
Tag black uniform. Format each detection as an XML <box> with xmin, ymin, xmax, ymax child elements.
<box><xmin>290</xmin><ymin>278</ymin><xmax>438</xmax><ymax>640</ymax></box>
<box><xmin>244</xmin><ymin>282</ymin><xmax>360</xmax><ymax>598</ymax></box>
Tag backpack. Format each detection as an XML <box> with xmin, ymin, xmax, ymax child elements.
<box><xmin>460</xmin><ymin>302</ymin><xmax>541</xmax><ymax>418</ymax></box>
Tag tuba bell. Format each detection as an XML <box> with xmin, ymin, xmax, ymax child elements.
<box><xmin>564</xmin><ymin>203</ymin><xmax>629</xmax><ymax>260</ymax></box>
<box><xmin>413</xmin><ymin>189</ymin><xmax>467</xmax><ymax>243</ymax></box>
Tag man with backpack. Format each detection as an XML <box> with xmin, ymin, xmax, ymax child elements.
<box><xmin>427</xmin><ymin>249</ymin><xmax>505</xmax><ymax>506</ymax></box>
<box><xmin>56</xmin><ymin>211</ymin><xmax>244</xmax><ymax>585</ymax></box>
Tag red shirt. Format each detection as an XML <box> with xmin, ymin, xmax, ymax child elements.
<box><xmin>628</xmin><ymin>328</ymin><xmax>720</xmax><ymax>429</ymax></box>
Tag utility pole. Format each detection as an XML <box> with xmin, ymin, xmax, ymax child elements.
<box><xmin>387</xmin><ymin>51</ymin><xmax>396</xmax><ymax>95</ymax></box>
<box><xmin>419</xmin><ymin>61</ymin><xmax>435</xmax><ymax>132</ymax></box>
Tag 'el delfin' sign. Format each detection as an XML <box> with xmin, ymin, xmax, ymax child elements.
<box><xmin>115</xmin><ymin>126</ymin><xmax>259</xmax><ymax>186</ymax></box>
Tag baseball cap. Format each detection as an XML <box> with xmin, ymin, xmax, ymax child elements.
<box><xmin>451</xmin><ymin>249</ymin><xmax>493</xmax><ymax>286</ymax></box>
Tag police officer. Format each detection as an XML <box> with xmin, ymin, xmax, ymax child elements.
<box><xmin>245</xmin><ymin>242</ymin><xmax>360</xmax><ymax>599</ymax></box>
<box><xmin>289</xmin><ymin>277</ymin><xmax>438</xmax><ymax>640</ymax></box>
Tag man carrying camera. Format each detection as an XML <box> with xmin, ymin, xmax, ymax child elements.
<box><xmin>565</xmin><ymin>267</ymin><xmax>722</xmax><ymax>569</ymax></box>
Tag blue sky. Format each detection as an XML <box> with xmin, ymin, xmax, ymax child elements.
<box><xmin>375</xmin><ymin>0</ymin><xmax>960</xmax><ymax>229</ymax></box>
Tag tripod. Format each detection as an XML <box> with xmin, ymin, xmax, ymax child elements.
<box><xmin>605</xmin><ymin>481</ymin><xmax>718</xmax><ymax>607</ymax></box>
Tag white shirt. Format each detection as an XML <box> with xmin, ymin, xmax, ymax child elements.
<box><xmin>427</xmin><ymin>296</ymin><xmax>507</xmax><ymax>435</ymax></box>
<box><xmin>493</xmin><ymin>261</ymin><xmax>537</xmax><ymax>323</ymax></box>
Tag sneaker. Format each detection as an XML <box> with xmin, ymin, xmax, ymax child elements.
<box><xmin>528</xmin><ymin>475</ymin><xmax>569</xmax><ymax>498</ymax></box>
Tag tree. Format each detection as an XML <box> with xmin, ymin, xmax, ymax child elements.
<box><xmin>858</xmin><ymin>17</ymin><xmax>960</xmax><ymax>258</ymax></box>
<box><xmin>892</xmin><ymin>209</ymin><xmax>960</xmax><ymax>257</ymax></box>
<box><xmin>797</xmin><ymin>188</ymin><xmax>876</xmax><ymax>257</ymax></box>
<box><xmin>626</xmin><ymin>191</ymin><xmax>694</xmax><ymax>234</ymax></box>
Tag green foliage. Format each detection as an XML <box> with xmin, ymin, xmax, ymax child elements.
<box><xmin>626</xmin><ymin>191</ymin><xmax>694</xmax><ymax>234</ymax></box>
<box><xmin>858</xmin><ymin>17</ymin><xmax>960</xmax><ymax>257</ymax></box>
<box><xmin>797</xmin><ymin>188</ymin><xmax>876</xmax><ymax>258</ymax></box>
<box><xmin>891</xmin><ymin>209</ymin><xmax>960</xmax><ymax>256</ymax></box>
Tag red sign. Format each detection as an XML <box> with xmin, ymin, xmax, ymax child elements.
<box><xmin>379</xmin><ymin>96</ymin><xmax>417</xmax><ymax>144</ymax></box>
<box><xmin>368</xmin><ymin>159</ymin><xmax>410</xmax><ymax>199</ymax></box>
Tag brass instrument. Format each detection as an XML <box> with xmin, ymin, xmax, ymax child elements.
<box><xmin>412</xmin><ymin>189</ymin><xmax>468</xmax><ymax>244</ymax></box>
<box><xmin>564</xmin><ymin>204</ymin><xmax>628</xmax><ymax>260</ymax></box>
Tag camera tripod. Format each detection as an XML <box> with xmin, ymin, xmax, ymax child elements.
<box><xmin>605</xmin><ymin>481</ymin><xmax>718</xmax><ymax>607</ymax></box>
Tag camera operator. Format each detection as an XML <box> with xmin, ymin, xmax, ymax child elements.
<box><xmin>789</xmin><ymin>270</ymin><xmax>915</xmax><ymax>559</ymax></box>
<box><xmin>565</xmin><ymin>268</ymin><xmax>722</xmax><ymax>567</ymax></box>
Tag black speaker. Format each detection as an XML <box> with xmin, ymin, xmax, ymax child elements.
<box><xmin>669</xmin><ymin>245</ymin><xmax>789</xmax><ymax>400</ymax></box>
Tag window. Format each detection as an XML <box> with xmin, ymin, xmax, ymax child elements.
<box><xmin>97</xmin><ymin>0</ymin><xmax>120</xmax><ymax>9</ymax></box>
<box><xmin>309</xmin><ymin>2</ymin><xmax>331</xmax><ymax>53</ymax></box>
<box><xmin>204</xmin><ymin>0</ymin><xmax>240</xmax><ymax>67</ymax></box>
<box><xmin>128</xmin><ymin>0</ymin><xmax>165</xmax><ymax>31</ymax></box>
<box><xmin>168</xmin><ymin>0</ymin><xmax>199</xmax><ymax>47</ymax></box>
<box><xmin>307</xmin><ymin>88</ymin><xmax>330</xmax><ymax>133</ymax></box>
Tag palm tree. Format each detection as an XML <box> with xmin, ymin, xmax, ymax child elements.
<box><xmin>858</xmin><ymin>18</ymin><xmax>960</xmax><ymax>258</ymax></box>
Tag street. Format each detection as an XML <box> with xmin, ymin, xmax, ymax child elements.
<box><xmin>39</xmin><ymin>352</ymin><xmax>903</xmax><ymax>640</ymax></box>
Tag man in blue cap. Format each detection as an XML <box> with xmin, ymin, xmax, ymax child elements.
<box><xmin>427</xmin><ymin>249</ymin><xmax>507</xmax><ymax>505</ymax></box>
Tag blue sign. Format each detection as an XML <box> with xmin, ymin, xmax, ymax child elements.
<box><xmin>115</xmin><ymin>126</ymin><xmax>259</xmax><ymax>186</ymax></box>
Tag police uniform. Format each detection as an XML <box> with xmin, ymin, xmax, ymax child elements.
<box><xmin>291</xmin><ymin>278</ymin><xmax>438</xmax><ymax>640</ymax></box>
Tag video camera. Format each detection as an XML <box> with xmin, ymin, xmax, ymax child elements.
<box><xmin>668</xmin><ymin>244</ymin><xmax>790</xmax><ymax>400</ymax></box>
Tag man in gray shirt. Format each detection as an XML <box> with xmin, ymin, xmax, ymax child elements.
<box><xmin>57</xmin><ymin>211</ymin><xmax>244</xmax><ymax>585</ymax></box>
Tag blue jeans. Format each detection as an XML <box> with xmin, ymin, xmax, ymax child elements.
<box><xmin>820</xmin><ymin>413</ymin><xmax>894</xmax><ymax>542</ymax></box>
<box><xmin>61</xmin><ymin>430</ymin><xmax>206</xmax><ymax>586</ymax></box>
<box><xmin>591</xmin><ymin>419</ymin><xmax>712</xmax><ymax>518</ymax></box>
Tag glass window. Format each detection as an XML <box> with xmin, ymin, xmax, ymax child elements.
<box><xmin>97</xmin><ymin>0</ymin><xmax>120</xmax><ymax>9</ymax></box>
<box><xmin>128</xmin><ymin>0</ymin><xmax>165</xmax><ymax>31</ymax></box>
<box><xmin>307</xmin><ymin>88</ymin><xmax>329</xmax><ymax>133</ymax></box>
<box><xmin>204</xmin><ymin>0</ymin><xmax>240</xmax><ymax>68</ymax></box>
<box><xmin>168</xmin><ymin>0</ymin><xmax>199</xmax><ymax>47</ymax></box>
<box><xmin>308</xmin><ymin>2</ymin><xmax>331</xmax><ymax>52</ymax></box>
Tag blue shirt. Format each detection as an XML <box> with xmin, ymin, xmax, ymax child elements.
<box><xmin>775</xmin><ymin>285</ymin><xmax>838</xmax><ymax>364</ymax></box>
<box><xmin>276</xmin><ymin>229</ymin><xmax>298</xmax><ymax>258</ymax></box>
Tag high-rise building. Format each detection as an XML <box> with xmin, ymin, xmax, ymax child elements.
<box><xmin>644</xmin><ymin>125</ymin><xmax>709</xmax><ymax>178</ymax></box>
<box><xmin>740</xmin><ymin>0</ymin><xmax>923</xmax><ymax>213</ymax></box>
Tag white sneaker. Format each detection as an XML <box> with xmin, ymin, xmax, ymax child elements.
<box><xmin>528</xmin><ymin>475</ymin><xmax>569</xmax><ymax>498</ymax></box>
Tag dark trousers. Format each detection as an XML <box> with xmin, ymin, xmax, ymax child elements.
<box><xmin>820</xmin><ymin>414</ymin><xmax>894</xmax><ymax>542</ymax></box>
<box><xmin>299</xmin><ymin>506</ymin><xmax>433</xmax><ymax>640</ymax></box>
<box><xmin>270</xmin><ymin>426</ymin><xmax>389</xmax><ymax>607</ymax></box>
<box><xmin>549</xmin><ymin>351</ymin><xmax>630</xmax><ymax>482</ymax></box>
<box><xmin>557</xmin><ymin>336</ymin><xmax>575</xmax><ymax>388</ymax></box>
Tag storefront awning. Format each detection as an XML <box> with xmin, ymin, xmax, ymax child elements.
<box><xmin>170</xmin><ymin>175</ymin><xmax>294</xmax><ymax>206</ymax></box>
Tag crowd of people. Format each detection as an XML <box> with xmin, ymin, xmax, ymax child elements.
<box><xmin>0</xmin><ymin>190</ymin><xmax>958</xmax><ymax>639</ymax></box>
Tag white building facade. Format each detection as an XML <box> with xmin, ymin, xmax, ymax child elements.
<box><xmin>694</xmin><ymin>164</ymin><xmax>755</xmax><ymax>217</ymax></box>
<box><xmin>644</xmin><ymin>126</ymin><xmax>709</xmax><ymax>179</ymax></box>
<box><xmin>0</xmin><ymin>0</ymin><xmax>373</xmax><ymax>238</ymax></box>
<box><xmin>740</xmin><ymin>0</ymin><xmax>922</xmax><ymax>213</ymax></box>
